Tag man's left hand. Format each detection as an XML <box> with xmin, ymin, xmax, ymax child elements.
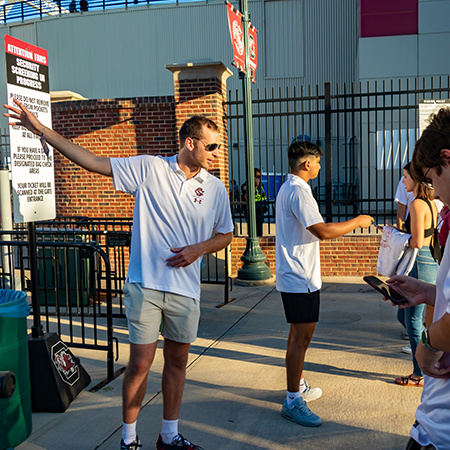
<box><xmin>166</xmin><ymin>244</ymin><xmax>202</xmax><ymax>268</ymax></box>
<box><xmin>416</xmin><ymin>343</ymin><xmax>450</xmax><ymax>379</ymax></box>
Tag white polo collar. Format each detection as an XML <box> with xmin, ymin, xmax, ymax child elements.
<box><xmin>167</xmin><ymin>154</ymin><xmax>207</xmax><ymax>183</ymax></box>
<box><xmin>287</xmin><ymin>173</ymin><xmax>312</xmax><ymax>191</ymax></box>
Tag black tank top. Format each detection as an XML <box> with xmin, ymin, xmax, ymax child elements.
<box><xmin>404</xmin><ymin>198</ymin><xmax>435</xmax><ymax>238</ymax></box>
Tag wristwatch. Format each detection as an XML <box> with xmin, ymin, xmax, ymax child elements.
<box><xmin>421</xmin><ymin>327</ymin><xmax>439</xmax><ymax>352</ymax></box>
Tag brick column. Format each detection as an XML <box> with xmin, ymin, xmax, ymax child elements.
<box><xmin>166</xmin><ymin>61</ymin><xmax>233</xmax><ymax>186</ymax></box>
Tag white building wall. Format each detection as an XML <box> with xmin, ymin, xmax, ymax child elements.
<box><xmin>359</xmin><ymin>0</ymin><xmax>450</xmax><ymax>81</ymax></box>
<box><xmin>0</xmin><ymin>0</ymin><xmax>358</xmax><ymax>125</ymax></box>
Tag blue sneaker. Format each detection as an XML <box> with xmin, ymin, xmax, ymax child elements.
<box><xmin>281</xmin><ymin>398</ymin><xmax>322</xmax><ymax>427</ymax></box>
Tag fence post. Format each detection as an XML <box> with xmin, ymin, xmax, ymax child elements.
<box><xmin>28</xmin><ymin>222</ymin><xmax>44</xmax><ymax>338</ymax></box>
<box><xmin>324</xmin><ymin>82</ymin><xmax>332</xmax><ymax>222</ymax></box>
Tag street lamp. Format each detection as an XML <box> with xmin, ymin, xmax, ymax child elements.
<box><xmin>236</xmin><ymin>0</ymin><xmax>272</xmax><ymax>283</ymax></box>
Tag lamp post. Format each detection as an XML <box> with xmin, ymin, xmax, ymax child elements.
<box><xmin>236</xmin><ymin>0</ymin><xmax>272</xmax><ymax>282</ymax></box>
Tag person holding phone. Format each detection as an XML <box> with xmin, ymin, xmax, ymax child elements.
<box><xmin>395</xmin><ymin>163</ymin><xmax>439</xmax><ymax>387</ymax></box>
<box><xmin>386</xmin><ymin>109</ymin><xmax>450</xmax><ymax>450</ymax></box>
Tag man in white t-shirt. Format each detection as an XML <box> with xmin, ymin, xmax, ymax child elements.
<box><xmin>387</xmin><ymin>109</ymin><xmax>450</xmax><ymax>450</ymax></box>
<box><xmin>4</xmin><ymin>100</ymin><xmax>233</xmax><ymax>450</ymax></box>
<box><xmin>275</xmin><ymin>140</ymin><xmax>373</xmax><ymax>427</ymax></box>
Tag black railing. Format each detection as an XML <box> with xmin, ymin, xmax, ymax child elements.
<box><xmin>226</xmin><ymin>76</ymin><xmax>450</xmax><ymax>232</ymax></box>
<box><xmin>34</xmin><ymin>217</ymin><xmax>230</xmax><ymax>303</ymax></box>
<box><xmin>0</xmin><ymin>234</ymin><xmax>117</xmax><ymax>382</ymax></box>
<box><xmin>0</xmin><ymin>0</ymin><xmax>209</xmax><ymax>24</ymax></box>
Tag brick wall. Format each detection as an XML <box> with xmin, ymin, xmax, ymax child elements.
<box><xmin>52</xmin><ymin>97</ymin><xmax>176</xmax><ymax>217</ymax></box>
<box><xmin>230</xmin><ymin>234</ymin><xmax>381</xmax><ymax>278</ymax></box>
<box><xmin>319</xmin><ymin>234</ymin><xmax>380</xmax><ymax>276</ymax></box>
<box><xmin>173</xmin><ymin>77</ymin><xmax>230</xmax><ymax>187</ymax></box>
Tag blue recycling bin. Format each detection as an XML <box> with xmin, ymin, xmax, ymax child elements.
<box><xmin>0</xmin><ymin>289</ymin><xmax>32</xmax><ymax>450</ymax></box>
<box><xmin>261</xmin><ymin>172</ymin><xmax>285</xmax><ymax>200</ymax></box>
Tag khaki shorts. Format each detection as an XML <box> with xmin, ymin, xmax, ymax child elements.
<box><xmin>123</xmin><ymin>282</ymin><xmax>200</xmax><ymax>344</ymax></box>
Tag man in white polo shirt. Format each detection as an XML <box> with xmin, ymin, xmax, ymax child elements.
<box><xmin>4</xmin><ymin>100</ymin><xmax>233</xmax><ymax>450</ymax></box>
<box><xmin>276</xmin><ymin>140</ymin><xmax>373</xmax><ymax>427</ymax></box>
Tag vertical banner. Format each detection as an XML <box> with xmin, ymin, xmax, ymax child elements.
<box><xmin>5</xmin><ymin>35</ymin><xmax>55</xmax><ymax>223</ymax></box>
<box><xmin>226</xmin><ymin>1</ymin><xmax>245</xmax><ymax>73</ymax></box>
<box><xmin>248</xmin><ymin>23</ymin><xmax>258</xmax><ymax>83</ymax></box>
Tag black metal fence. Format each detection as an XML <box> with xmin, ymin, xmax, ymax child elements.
<box><xmin>226</xmin><ymin>77</ymin><xmax>450</xmax><ymax>233</ymax></box>
<box><xmin>0</xmin><ymin>232</ymin><xmax>117</xmax><ymax>381</ymax></box>
<box><xmin>33</xmin><ymin>217</ymin><xmax>230</xmax><ymax>304</ymax></box>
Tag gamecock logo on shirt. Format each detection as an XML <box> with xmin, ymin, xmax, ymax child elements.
<box><xmin>194</xmin><ymin>187</ymin><xmax>205</xmax><ymax>205</ymax></box>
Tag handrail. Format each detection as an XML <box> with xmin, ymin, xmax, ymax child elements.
<box><xmin>0</xmin><ymin>0</ymin><xmax>209</xmax><ymax>24</ymax></box>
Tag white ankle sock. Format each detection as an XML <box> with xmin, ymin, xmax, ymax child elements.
<box><xmin>286</xmin><ymin>390</ymin><xmax>301</xmax><ymax>407</ymax></box>
<box><xmin>161</xmin><ymin>419</ymin><xmax>178</xmax><ymax>444</ymax></box>
<box><xmin>122</xmin><ymin>421</ymin><xmax>137</xmax><ymax>445</ymax></box>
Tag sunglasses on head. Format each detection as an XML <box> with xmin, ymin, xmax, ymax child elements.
<box><xmin>191</xmin><ymin>136</ymin><xmax>221</xmax><ymax>152</ymax></box>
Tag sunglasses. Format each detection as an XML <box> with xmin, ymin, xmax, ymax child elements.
<box><xmin>420</xmin><ymin>168</ymin><xmax>433</xmax><ymax>190</ymax></box>
<box><xmin>191</xmin><ymin>136</ymin><xmax>221</xmax><ymax>152</ymax></box>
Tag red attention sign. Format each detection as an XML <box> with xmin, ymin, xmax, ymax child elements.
<box><xmin>226</xmin><ymin>2</ymin><xmax>245</xmax><ymax>73</ymax></box>
<box><xmin>5</xmin><ymin>35</ymin><xmax>49</xmax><ymax>92</ymax></box>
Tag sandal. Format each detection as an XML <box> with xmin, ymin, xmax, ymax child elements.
<box><xmin>395</xmin><ymin>374</ymin><xmax>424</xmax><ymax>387</ymax></box>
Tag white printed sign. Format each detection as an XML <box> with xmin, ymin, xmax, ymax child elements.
<box><xmin>5</xmin><ymin>35</ymin><xmax>55</xmax><ymax>223</ymax></box>
<box><xmin>419</xmin><ymin>99</ymin><xmax>450</xmax><ymax>134</ymax></box>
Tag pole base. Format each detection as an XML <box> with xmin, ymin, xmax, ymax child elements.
<box><xmin>236</xmin><ymin>237</ymin><xmax>273</xmax><ymax>281</ymax></box>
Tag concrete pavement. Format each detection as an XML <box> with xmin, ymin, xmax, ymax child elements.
<box><xmin>17</xmin><ymin>278</ymin><xmax>422</xmax><ymax>450</ymax></box>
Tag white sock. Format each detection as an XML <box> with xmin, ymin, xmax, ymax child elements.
<box><xmin>121</xmin><ymin>421</ymin><xmax>137</xmax><ymax>445</ymax></box>
<box><xmin>299</xmin><ymin>378</ymin><xmax>307</xmax><ymax>393</ymax></box>
<box><xmin>286</xmin><ymin>390</ymin><xmax>301</xmax><ymax>407</ymax></box>
<box><xmin>161</xmin><ymin>419</ymin><xmax>178</xmax><ymax>444</ymax></box>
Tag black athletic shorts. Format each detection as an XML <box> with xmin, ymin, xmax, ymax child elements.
<box><xmin>280</xmin><ymin>290</ymin><xmax>320</xmax><ymax>323</ymax></box>
<box><xmin>405</xmin><ymin>437</ymin><xmax>436</xmax><ymax>450</ymax></box>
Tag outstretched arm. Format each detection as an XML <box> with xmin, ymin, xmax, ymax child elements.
<box><xmin>4</xmin><ymin>99</ymin><xmax>112</xmax><ymax>177</ymax></box>
<box><xmin>307</xmin><ymin>215</ymin><xmax>373</xmax><ymax>240</ymax></box>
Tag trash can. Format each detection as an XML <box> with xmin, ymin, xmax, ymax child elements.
<box><xmin>0</xmin><ymin>289</ymin><xmax>32</xmax><ymax>450</ymax></box>
<box><xmin>38</xmin><ymin>234</ymin><xmax>91</xmax><ymax>307</ymax></box>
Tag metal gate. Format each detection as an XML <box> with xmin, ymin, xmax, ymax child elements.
<box><xmin>0</xmin><ymin>231</ymin><xmax>118</xmax><ymax>384</ymax></box>
<box><xmin>226</xmin><ymin>77</ymin><xmax>450</xmax><ymax>230</ymax></box>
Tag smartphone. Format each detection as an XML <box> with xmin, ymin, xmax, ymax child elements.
<box><xmin>363</xmin><ymin>275</ymin><xmax>408</xmax><ymax>305</ymax></box>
